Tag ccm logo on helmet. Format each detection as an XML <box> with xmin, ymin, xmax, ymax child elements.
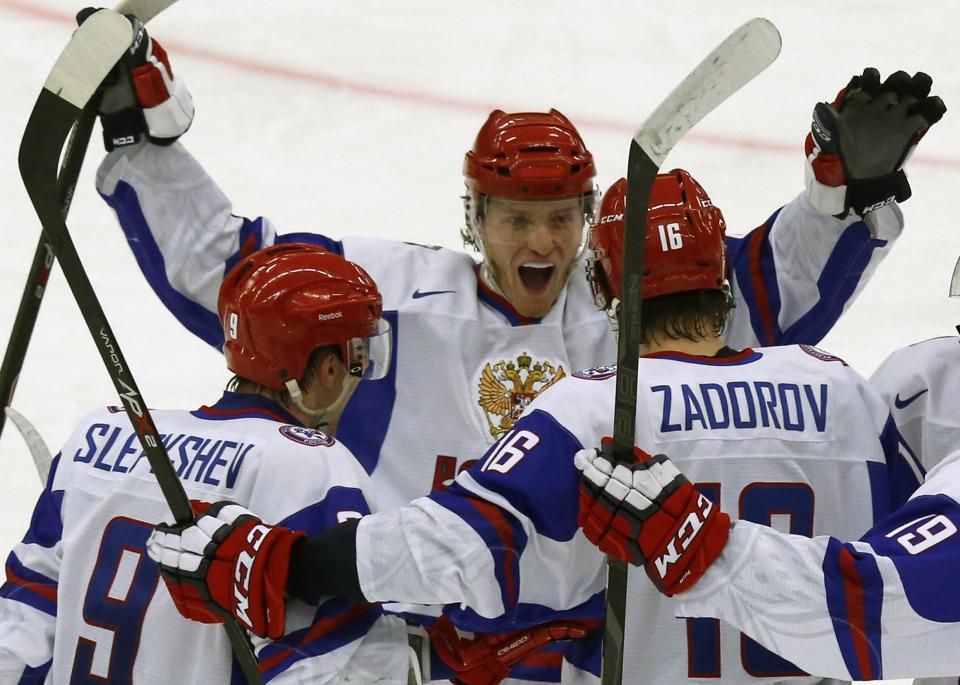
<box><xmin>654</xmin><ymin>494</ymin><xmax>713</xmax><ymax>579</ymax></box>
<box><xmin>233</xmin><ymin>523</ymin><xmax>271</xmax><ymax>630</ymax></box>
<box><xmin>317</xmin><ymin>311</ymin><xmax>344</xmax><ymax>321</ymax></box>
<box><xmin>599</xmin><ymin>212</ymin><xmax>624</xmax><ymax>224</ymax></box>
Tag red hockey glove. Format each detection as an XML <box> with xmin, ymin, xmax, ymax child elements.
<box><xmin>146</xmin><ymin>500</ymin><xmax>305</xmax><ymax>639</ymax></box>
<box><xmin>78</xmin><ymin>7</ymin><xmax>195</xmax><ymax>151</ymax></box>
<box><xmin>805</xmin><ymin>67</ymin><xmax>945</xmax><ymax>217</ymax></box>
<box><xmin>574</xmin><ymin>438</ymin><xmax>730</xmax><ymax>596</ymax></box>
<box><xmin>427</xmin><ymin>616</ymin><xmax>596</xmax><ymax>685</ymax></box>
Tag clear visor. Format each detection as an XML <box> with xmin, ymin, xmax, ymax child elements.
<box><xmin>346</xmin><ymin>318</ymin><xmax>392</xmax><ymax>380</ymax></box>
<box><xmin>950</xmin><ymin>256</ymin><xmax>960</xmax><ymax>297</ymax></box>
<box><xmin>478</xmin><ymin>195</ymin><xmax>591</xmax><ymax>247</ymax></box>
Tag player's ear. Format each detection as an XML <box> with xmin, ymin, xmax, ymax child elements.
<box><xmin>315</xmin><ymin>350</ymin><xmax>343</xmax><ymax>391</ymax></box>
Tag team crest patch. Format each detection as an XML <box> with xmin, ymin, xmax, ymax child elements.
<box><xmin>573</xmin><ymin>364</ymin><xmax>618</xmax><ymax>380</ymax></box>
<box><xmin>279</xmin><ymin>425</ymin><xmax>335</xmax><ymax>447</ymax></box>
<box><xmin>477</xmin><ymin>352</ymin><xmax>565</xmax><ymax>439</ymax></box>
<box><xmin>800</xmin><ymin>344</ymin><xmax>847</xmax><ymax>365</ymax></box>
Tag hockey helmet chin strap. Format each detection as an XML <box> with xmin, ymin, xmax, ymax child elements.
<box><xmin>284</xmin><ymin>375</ymin><xmax>360</xmax><ymax>431</ymax></box>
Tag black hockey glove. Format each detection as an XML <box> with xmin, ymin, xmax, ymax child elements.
<box><xmin>805</xmin><ymin>67</ymin><xmax>946</xmax><ymax>217</ymax></box>
<box><xmin>78</xmin><ymin>7</ymin><xmax>194</xmax><ymax>152</ymax></box>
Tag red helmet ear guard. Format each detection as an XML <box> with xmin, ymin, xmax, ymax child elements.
<box><xmin>464</xmin><ymin>109</ymin><xmax>597</xmax><ymax>200</ymax></box>
<box><xmin>218</xmin><ymin>243</ymin><xmax>383</xmax><ymax>390</ymax></box>
<box><xmin>587</xmin><ymin>170</ymin><xmax>727</xmax><ymax>309</ymax></box>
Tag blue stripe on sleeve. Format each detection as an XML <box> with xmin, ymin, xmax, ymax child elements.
<box><xmin>728</xmin><ymin>211</ymin><xmax>783</xmax><ymax>346</ymax></box>
<box><xmin>822</xmin><ymin>537</ymin><xmax>883</xmax><ymax>680</ymax></box>
<box><xmin>100</xmin><ymin>181</ymin><xmax>225</xmax><ymax>350</ymax></box>
<box><xmin>779</xmin><ymin>221</ymin><xmax>886</xmax><ymax>345</ymax></box>
<box><xmin>1</xmin><ymin>553</ymin><xmax>57</xmax><ymax>617</ymax></box>
<box><xmin>430</xmin><ymin>485</ymin><xmax>528</xmax><ymax>616</ymax></box>
<box><xmin>335</xmin><ymin>310</ymin><xmax>399</xmax><ymax>475</ymax></box>
<box><xmin>443</xmin><ymin>591</ymin><xmax>604</xmax><ymax>634</ymax></box>
<box><xmin>257</xmin><ymin>597</ymin><xmax>380</xmax><ymax>682</ymax></box>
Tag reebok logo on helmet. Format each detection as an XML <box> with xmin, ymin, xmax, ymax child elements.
<box><xmin>317</xmin><ymin>311</ymin><xmax>344</xmax><ymax>321</ymax></box>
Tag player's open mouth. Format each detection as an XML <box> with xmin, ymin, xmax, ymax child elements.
<box><xmin>518</xmin><ymin>263</ymin><xmax>555</xmax><ymax>292</ymax></box>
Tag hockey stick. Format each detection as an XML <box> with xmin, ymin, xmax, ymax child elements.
<box><xmin>0</xmin><ymin>0</ymin><xmax>176</xmax><ymax>441</ymax></box>
<box><xmin>4</xmin><ymin>408</ymin><xmax>53</xmax><ymax>484</ymax></box>
<box><xmin>17</xmin><ymin>11</ymin><xmax>264</xmax><ymax>685</ymax></box>
<box><xmin>602</xmin><ymin>19</ymin><xmax>781</xmax><ymax>685</ymax></box>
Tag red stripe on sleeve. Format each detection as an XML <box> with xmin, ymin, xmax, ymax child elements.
<box><xmin>837</xmin><ymin>547</ymin><xmax>873</xmax><ymax>680</ymax></box>
<box><xmin>5</xmin><ymin>565</ymin><xmax>57</xmax><ymax>603</ymax></box>
<box><xmin>257</xmin><ymin>602</ymin><xmax>375</xmax><ymax>673</ymax></box>
<box><xmin>466</xmin><ymin>496</ymin><xmax>520</xmax><ymax>604</ymax></box>
<box><xmin>747</xmin><ymin>224</ymin><xmax>776</xmax><ymax>344</ymax></box>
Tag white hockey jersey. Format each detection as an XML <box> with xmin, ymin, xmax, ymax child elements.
<box><xmin>352</xmin><ymin>345</ymin><xmax>923</xmax><ymax>684</ymax></box>
<box><xmin>869</xmin><ymin>334</ymin><xmax>960</xmax><ymax>470</ymax></box>
<box><xmin>675</xmin><ymin>447</ymin><xmax>960</xmax><ymax>681</ymax></box>
<box><xmin>0</xmin><ymin>392</ymin><xmax>407</xmax><ymax>685</ymax></box>
<box><xmin>96</xmin><ymin>142</ymin><xmax>905</xmax><ymax>515</ymax></box>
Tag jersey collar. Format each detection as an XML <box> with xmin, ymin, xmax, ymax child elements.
<box><xmin>475</xmin><ymin>264</ymin><xmax>543</xmax><ymax>327</ymax></box>
<box><xmin>193</xmin><ymin>391</ymin><xmax>302</xmax><ymax>425</ymax></box>
<box><xmin>641</xmin><ymin>347</ymin><xmax>762</xmax><ymax>366</ymax></box>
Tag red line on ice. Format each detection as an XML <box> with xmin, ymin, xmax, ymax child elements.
<box><xmin>7</xmin><ymin>0</ymin><xmax>958</xmax><ymax>169</ymax></box>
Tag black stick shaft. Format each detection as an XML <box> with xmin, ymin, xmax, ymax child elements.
<box><xmin>0</xmin><ymin>105</ymin><xmax>97</xmax><ymax>438</ymax></box>
<box><xmin>19</xmin><ymin>90</ymin><xmax>263</xmax><ymax>685</ymax></box>
<box><xmin>600</xmin><ymin>140</ymin><xmax>659</xmax><ymax>685</ymax></box>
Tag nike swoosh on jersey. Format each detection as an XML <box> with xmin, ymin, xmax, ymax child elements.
<box><xmin>894</xmin><ymin>388</ymin><xmax>929</xmax><ymax>409</ymax></box>
<box><xmin>412</xmin><ymin>289</ymin><xmax>457</xmax><ymax>299</ymax></box>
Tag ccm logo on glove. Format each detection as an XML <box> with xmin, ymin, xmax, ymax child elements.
<box><xmin>234</xmin><ymin>523</ymin><xmax>272</xmax><ymax>630</ymax></box>
<box><xmin>655</xmin><ymin>493</ymin><xmax>714</xmax><ymax>580</ymax></box>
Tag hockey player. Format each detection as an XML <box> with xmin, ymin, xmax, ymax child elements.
<box><xmin>148</xmin><ymin>170</ymin><xmax>924</xmax><ymax>684</ymax></box>
<box><xmin>576</xmin><ymin>408</ymin><xmax>960</xmax><ymax>680</ymax></box>
<box><xmin>868</xmin><ymin>325</ymin><xmax>960</xmax><ymax>471</ymax></box>
<box><xmin>91</xmin><ymin>21</ymin><xmax>942</xmax><ymax>524</ymax></box>
<box><xmin>0</xmin><ymin>243</ymin><xmax>407</xmax><ymax>683</ymax></box>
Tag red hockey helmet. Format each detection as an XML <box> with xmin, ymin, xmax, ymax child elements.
<box><xmin>218</xmin><ymin>243</ymin><xmax>389</xmax><ymax>390</ymax></box>
<box><xmin>464</xmin><ymin>109</ymin><xmax>596</xmax><ymax>199</ymax></box>
<box><xmin>587</xmin><ymin>170</ymin><xmax>727</xmax><ymax>308</ymax></box>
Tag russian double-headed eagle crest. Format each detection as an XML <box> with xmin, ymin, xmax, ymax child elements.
<box><xmin>477</xmin><ymin>352</ymin><xmax>565</xmax><ymax>439</ymax></box>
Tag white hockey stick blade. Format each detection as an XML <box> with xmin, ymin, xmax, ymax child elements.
<box><xmin>44</xmin><ymin>10</ymin><xmax>133</xmax><ymax>109</ymax></box>
<box><xmin>117</xmin><ymin>0</ymin><xmax>179</xmax><ymax>23</ymax></box>
<box><xmin>950</xmin><ymin>255</ymin><xmax>960</xmax><ymax>297</ymax></box>
<box><xmin>4</xmin><ymin>408</ymin><xmax>53</xmax><ymax>484</ymax></box>
<box><xmin>634</xmin><ymin>18</ymin><xmax>781</xmax><ymax>166</ymax></box>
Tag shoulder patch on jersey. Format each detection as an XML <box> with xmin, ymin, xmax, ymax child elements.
<box><xmin>800</xmin><ymin>344</ymin><xmax>847</xmax><ymax>365</ymax></box>
<box><xmin>279</xmin><ymin>425</ymin><xmax>335</xmax><ymax>447</ymax></box>
<box><xmin>573</xmin><ymin>364</ymin><xmax>618</xmax><ymax>380</ymax></box>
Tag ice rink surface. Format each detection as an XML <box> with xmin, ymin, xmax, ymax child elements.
<box><xmin>2</xmin><ymin>2</ymin><xmax>959</xmax><ymax>682</ymax></box>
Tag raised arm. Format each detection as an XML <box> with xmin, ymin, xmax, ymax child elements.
<box><xmin>724</xmin><ymin>68</ymin><xmax>945</xmax><ymax>348</ymax></box>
